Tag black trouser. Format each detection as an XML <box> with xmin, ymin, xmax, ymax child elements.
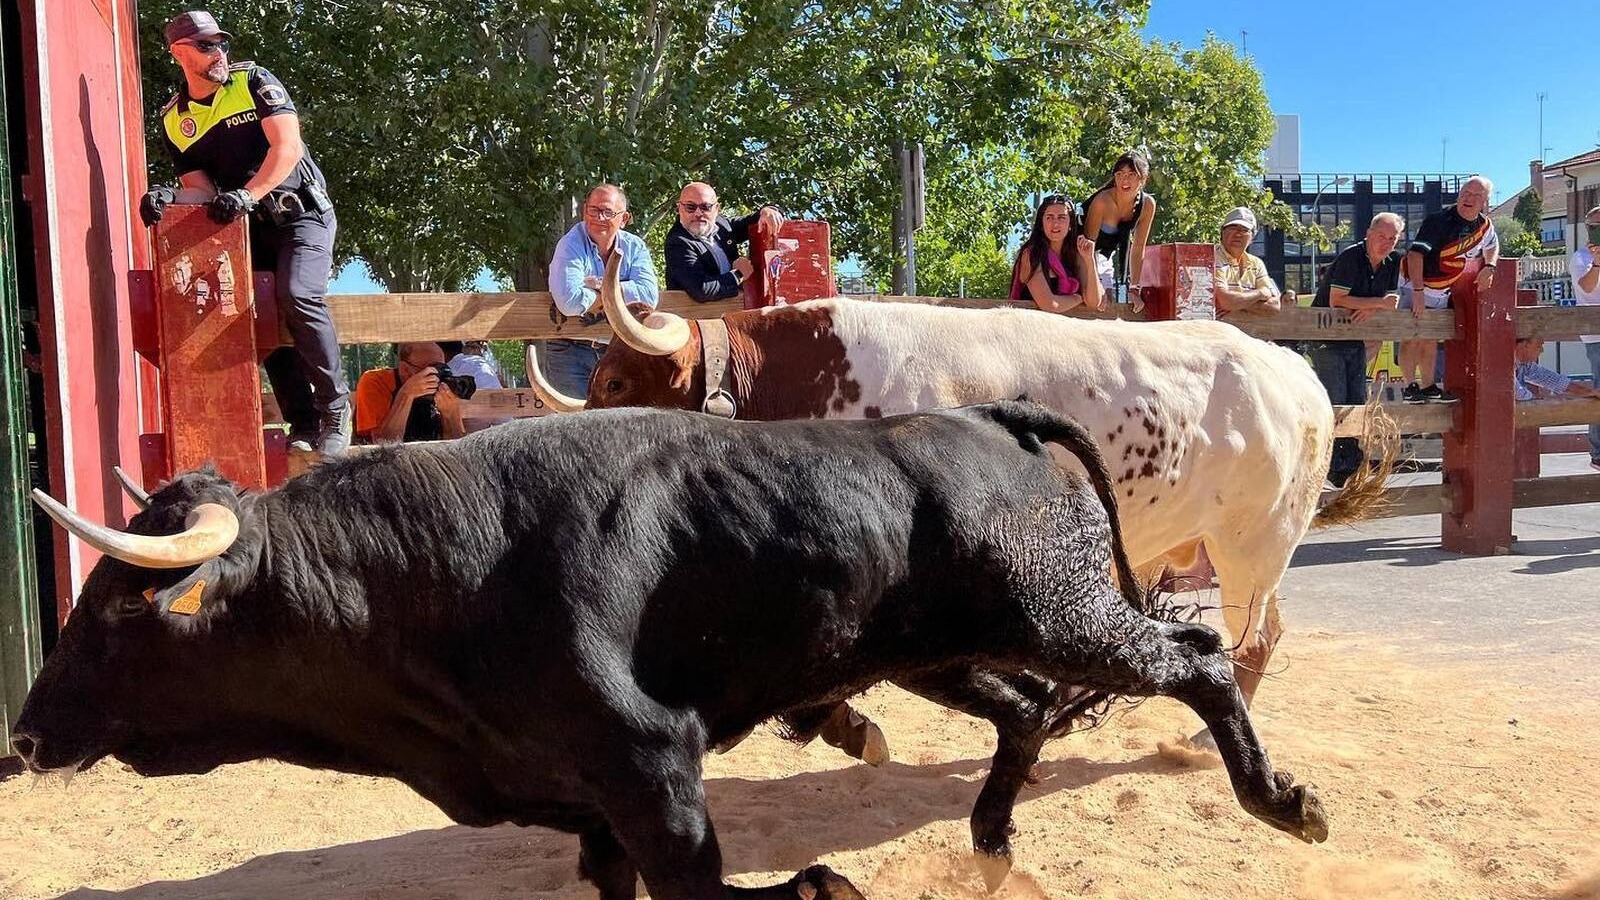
<box><xmin>1307</xmin><ymin>341</ymin><xmax>1366</xmax><ymax>487</ymax></box>
<box><xmin>251</xmin><ymin>209</ymin><xmax>348</xmax><ymax>436</ymax></box>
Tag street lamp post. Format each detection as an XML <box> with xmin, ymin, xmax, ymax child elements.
<box><xmin>1308</xmin><ymin>176</ymin><xmax>1351</xmax><ymax>295</ymax></box>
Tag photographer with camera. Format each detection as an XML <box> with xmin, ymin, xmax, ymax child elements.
<box><xmin>354</xmin><ymin>342</ymin><xmax>472</xmax><ymax>444</ymax></box>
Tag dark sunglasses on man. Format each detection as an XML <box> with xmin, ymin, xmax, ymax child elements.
<box><xmin>679</xmin><ymin>201</ymin><xmax>718</xmax><ymax>213</ymax></box>
<box><xmin>184</xmin><ymin>39</ymin><xmax>230</xmax><ymax>55</ymax></box>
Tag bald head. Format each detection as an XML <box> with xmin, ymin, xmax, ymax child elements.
<box><xmin>677</xmin><ymin>181</ymin><xmax>721</xmax><ymax>239</ymax></box>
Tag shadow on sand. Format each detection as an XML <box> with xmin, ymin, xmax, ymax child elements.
<box><xmin>53</xmin><ymin>751</ymin><xmax>1189</xmax><ymax>899</ymax></box>
<box><xmin>1292</xmin><ymin>532</ymin><xmax>1600</xmax><ymax>573</ymax></box>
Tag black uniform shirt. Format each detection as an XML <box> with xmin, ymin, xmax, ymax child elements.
<box><xmin>159</xmin><ymin>62</ymin><xmax>327</xmax><ymax>195</ymax></box>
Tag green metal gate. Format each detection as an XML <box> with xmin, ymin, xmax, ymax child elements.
<box><xmin>0</xmin><ymin>11</ymin><xmax>42</xmax><ymax>754</ymax></box>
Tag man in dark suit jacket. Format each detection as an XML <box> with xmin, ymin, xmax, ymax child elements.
<box><xmin>665</xmin><ymin>181</ymin><xmax>784</xmax><ymax>301</ymax></box>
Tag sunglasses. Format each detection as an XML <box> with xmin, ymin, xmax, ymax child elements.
<box><xmin>585</xmin><ymin>206</ymin><xmax>624</xmax><ymax>222</ymax></box>
<box><xmin>184</xmin><ymin>39</ymin><xmax>230</xmax><ymax>55</ymax></box>
<box><xmin>678</xmin><ymin>201</ymin><xmax>718</xmax><ymax>213</ymax></box>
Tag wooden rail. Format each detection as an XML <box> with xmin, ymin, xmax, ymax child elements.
<box><xmin>259</xmin><ymin>252</ymin><xmax>1600</xmax><ymax>556</ymax></box>
<box><xmin>314</xmin><ymin>290</ymin><xmax>1517</xmax><ymax>347</ymax></box>
<box><xmin>1320</xmin><ymin>473</ymin><xmax>1600</xmax><ymax>521</ymax></box>
<box><xmin>1514</xmin><ymin>305</ymin><xmax>1600</xmax><ymax>339</ymax></box>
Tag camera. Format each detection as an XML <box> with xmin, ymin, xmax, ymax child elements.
<box><xmin>431</xmin><ymin>363</ymin><xmax>478</xmax><ymax>400</ymax></box>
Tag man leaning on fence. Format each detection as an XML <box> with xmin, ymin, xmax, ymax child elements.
<box><xmin>537</xmin><ymin>184</ymin><xmax>660</xmax><ymax>399</ymax></box>
<box><xmin>1308</xmin><ymin>212</ymin><xmax>1405</xmax><ymax>487</ymax></box>
<box><xmin>665</xmin><ymin>182</ymin><xmax>784</xmax><ymax>301</ymax></box>
<box><xmin>1570</xmin><ymin>206</ymin><xmax>1600</xmax><ymax>471</ymax></box>
<box><xmin>1399</xmin><ymin>175</ymin><xmax>1499</xmax><ymax>404</ymax></box>
<box><xmin>1213</xmin><ymin>207</ymin><xmax>1282</xmax><ymax>317</ymax></box>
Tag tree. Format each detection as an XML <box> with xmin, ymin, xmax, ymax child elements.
<box><xmin>1495</xmin><ymin>216</ymin><xmax>1543</xmax><ymax>259</ymax></box>
<box><xmin>136</xmin><ymin>3</ymin><xmax>1295</xmax><ymax>300</ymax></box>
<box><xmin>1513</xmin><ymin>189</ymin><xmax>1544</xmax><ymax>236</ymax></box>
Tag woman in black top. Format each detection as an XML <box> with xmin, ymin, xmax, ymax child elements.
<box><xmin>1083</xmin><ymin>151</ymin><xmax>1157</xmax><ymax>308</ymax></box>
<box><xmin>1009</xmin><ymin>194</ymin><xmax>1103</xmax><ymax>313</ymax></box>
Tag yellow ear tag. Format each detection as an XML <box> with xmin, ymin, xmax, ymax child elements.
<box><xmin>166</xmin><ymin>579</ymin><xmax>207</xmax><ymax>616</ymax></box>
<box><xmin>142</xmin><ymin>588</ymin><xmax>157</xmax><ymax>605</ymax></box>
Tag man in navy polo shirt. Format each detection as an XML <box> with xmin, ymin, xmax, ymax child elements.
<box><xmin>1309</xmin><ymin>212</ymin><xmax>1405</xmax><ymax>487</ymax></box>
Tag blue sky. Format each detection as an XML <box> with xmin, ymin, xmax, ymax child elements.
<box><xmin>335</xmin><ymin>1</ymin><xmax>1587</xmax><ymax>293</ymax></box>
<box><xmin>1145</xmin><ymin>0</ymin><xmax>1593</xmax><ymax>205</ymax></box>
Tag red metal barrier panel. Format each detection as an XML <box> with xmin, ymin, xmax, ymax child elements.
<box><xmin>745</xmin><ymin>221</ymin><xmax>836</xmax><ymax>308</ymax></box>
<box><xmin>1442</xmin><ymin>262</ymin><xmax>1514</xmax><ymax>555</ymax></box>
<box><xmin>1140</xmin><ymin>244</ymin><xmax>1214</xmax><ymax>322</ymax></box>
<box><xmin>151</xmin><ymin>206</ymin><xmax>266</xmax><ymax>490</ymax></box>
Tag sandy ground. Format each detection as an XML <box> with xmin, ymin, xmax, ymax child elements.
<box><xmin>3</xmin><ymin>625</ymin><xmax>1598</xmax><ymax>900</ymax></box>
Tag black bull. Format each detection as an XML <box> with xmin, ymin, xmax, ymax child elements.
<box><xmin>13</xmin><ymin>402</ymin><xmax>1327</xmax><ymax>899</ymax></box>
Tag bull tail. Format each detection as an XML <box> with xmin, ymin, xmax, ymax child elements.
<box><xmin>1313</xmin><ymin>392</ymin><xmax>1401</xmax><ymax>528</ymax></box>
<box><xmin>978</xmin><ymin>400</ymin><xmax>1146</xmax><ymax>614</ymax></box>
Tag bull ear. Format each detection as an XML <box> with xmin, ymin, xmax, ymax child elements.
<box><xmin>147</xmin><ymin>564</ymin><xmax>216</xmax><ymax>617</ymax></box>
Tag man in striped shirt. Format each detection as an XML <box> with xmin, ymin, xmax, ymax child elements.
<box><xmin>1514</xmin><ymin>338</ymin><xmax>1600</xmax><ymax>401</ymax></box>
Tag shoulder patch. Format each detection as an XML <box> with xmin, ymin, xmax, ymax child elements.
<box><xmin>259</xmin><ymin>82</ymin><xmax>287</xmax><ymax>108</ymax></box>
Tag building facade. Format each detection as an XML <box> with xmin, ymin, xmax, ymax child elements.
<box><xmin>1255</xmin><ymin>173</ymin><xmax>1471</xmax><ymax>295</ymax></box>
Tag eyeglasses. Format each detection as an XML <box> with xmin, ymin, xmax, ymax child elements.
<box><xmin>183</xmin><ymin>39</ymin><xmax>230</xmax><ymax>55</ymax></box>
<box><xmin>585</xmin><ymin>206</ymin><xmax>624</xmax><ymax>222</ymax></box>
<box><xmin>678</xmin><ymin>201</ymin><xmax>718</xmax><ymax>213</ymax></box>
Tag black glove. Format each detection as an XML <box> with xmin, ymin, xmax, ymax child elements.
<box><xmin>138</xmin><ymin>186</ymin><xmax>178</xmax><ymax>227</ymax></box>
<box><xmin>207</xmin><ymin>189</ymin><xmax>256</xmax><ymax>224</ymax></box>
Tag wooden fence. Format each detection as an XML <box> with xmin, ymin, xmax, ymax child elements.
<box><xmin>258</xmin><ymin>256</ymin><xmax>1600</xmax><ymax>557</ymax></box>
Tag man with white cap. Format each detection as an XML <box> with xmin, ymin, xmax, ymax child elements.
<box><xmin>1214</xmin><ymin>206</ymin><xmax>1282</xmax><ymax>317</ymax></box>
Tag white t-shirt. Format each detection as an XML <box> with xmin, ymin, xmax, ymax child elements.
<box><xmin>1568</xmin><ymin>247</ymin><xmax>1600</xmax><ymax>343</ymax></box>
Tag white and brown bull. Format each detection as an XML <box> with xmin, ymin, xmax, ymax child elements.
<box><xmin>530</xmin><ymin>257</ymin><xmax>1385</xmax><ymax>746</ymax></box>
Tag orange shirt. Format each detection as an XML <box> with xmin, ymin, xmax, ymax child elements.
<box><xmin>353</xmin><ymin>368</ymin><xmax>400</xmax><ymax>439</ymax></box>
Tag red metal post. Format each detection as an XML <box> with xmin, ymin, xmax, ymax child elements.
<box><xmin>1139</xmin><ymin>244</ymin><xmax>1215</xmax><ymax>321</ymax></box>
<box><xmin>152</xmin><ymin>207</ymin><xmax>267</xmax><ymax>490</ymax></box>
<box><xmin>1135</xmin><ymin>244</ymin><xmax>1217</xmax><ymax>589</ymax></box>
<box><xmin>745</xmin><ymin>222</ymin><xmax>836</xmax><ymax>308</ymax></box>
<box><xmin>1441</xmin><ymin>262</ymin><xmax>1515</xmax><ymax>554</ymax></box>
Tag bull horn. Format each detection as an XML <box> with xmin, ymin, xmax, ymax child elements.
<box><xmin>30</xmin><ymin>490</ymin><xmax>239</xmax><ymax>569</ymax></box>
<box><xmin>598</xmin><ymin>252</ymin><xmax>690</xmax><ymax>357</ymax></box>
<box><xmin>524</xmin><ymin>343</ymin><xmax>587</xmax><ymax>413</ymax></box>
<box><xmin>112</xmin><ymin>466</ymin><xmax>151</xmax><ymax>509</ymax></box>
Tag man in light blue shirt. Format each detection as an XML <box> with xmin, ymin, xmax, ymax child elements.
<box><xmin>537</xmin><ymin>183</ymin><xmax>660</xmax><ymax>398</ymax></box>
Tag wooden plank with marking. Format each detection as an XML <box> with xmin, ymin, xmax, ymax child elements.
<box><xmin>152</xmin><ymin>206</ymin><xmax>266</xmax><ymax>489</ymax></box>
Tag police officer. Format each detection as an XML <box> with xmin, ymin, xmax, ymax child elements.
<box><xmin>139</xmin><ymin>10</ymin><xmax>350</xmax><ymax>455</ymax></box>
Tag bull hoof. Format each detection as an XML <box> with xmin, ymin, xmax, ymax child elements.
<box><xmin>1256</xmin><ymin>782</ymin><xmax>1330</xmax><ymax>844</ymax></box>
<box><xmin>1289</xmin><ymin>785</ymin><xmax>1331</xmax><ymax>843</ymax></box>
<box><xmin>973</xmin><ymin>849</ymin><xmax>1013</xmax><ymax>894</ymax></box>
<box><xmin>859</xmin><ymin>721</ymin><xmax>890</xmax><ymax>767</ymax></box>
<box><xmin>794</xmin><ymin>864</ymin><xmax>867</xmax><ymax>900</ymax></box>
<box><xmin>821</xmin><ymin>707</ymin><xmax>892</xmax><ymax>767</ymax></box>
<box><xmin>1185</xmin><ymin>727</ymin><xmax>1219</xmax><ymax>753</ymax></box>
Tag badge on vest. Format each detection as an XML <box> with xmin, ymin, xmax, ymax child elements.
<box><xmin>180</xmin><ymin>117</ymin><xmax>197</xmax><ymax>138</ymax></box>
